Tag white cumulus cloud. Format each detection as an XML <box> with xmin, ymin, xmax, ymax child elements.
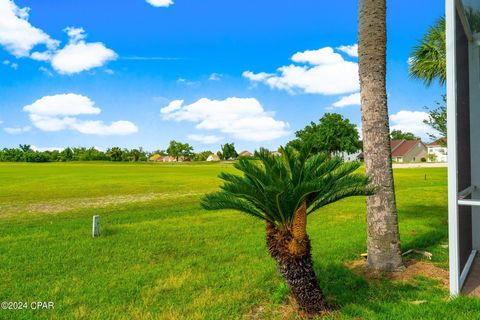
<box><xmin>209</xmin><ymin>73</ymin><xmax>222</xmax><ymax>81</ymax></box>
<box><xmin>30</xmin><ymin>51</ymin><xmax>52</xmax><ymax>61</ymax></box>
<box><xmin>332</xmin><ymin>92</ymin><xmax>361</xmax><ymax>108</ymax></box>
<box><xmin>146</xmin><ymin>0</ymin><xmax>174</xmax><ymax>7</ymax></box>
<box><xmin>4</xmin><ymin>125</ymin><xmax>30</xmax><ymax>134</ymax></box>
<box><xmin>64</xmin><ymin>26</ymin><xmax>86</xmax><ymax>43</ymax></box>
<box><xmin>23</xmin><ymin>93</ymin><xmax>138</xmax><ymax>135</ymax></box>
<box><xmin>0</xmin><ymin>0</ymin><xmax>59</xmax><ymax>57</ymax></box>
<box><xmin>243</xmin><ymin>46</ymin><xmax>359</xmax><ymax>95</ymax></box>
<box><xmin>70</xmin><ymin>120</ymin><xmax>138</xmax><ymax>135</ymax></box>
<box><xmin>390</xmin><ymin>110</ymin><xmax>431</xmax><ymax>139</ymax></box>
<box><xmin>188</xmin><ymin>134</ymin><xmax>224</xmax><ymax>144</ymax></box>
<box><xmin>24</xmin><ymin>93</ymin><xmax>101</xmax><ymax>116</ymax></box>
<box><xmin>337</xmin><ymin>44</ymin><xmax>358</xmax><ymax>58</ymax></box>
<box><xmin>161</xmin><ymin>97</ymin><xmax>289</xmax><ymax>142</ymax></box>
<box><xmin>0</xmin><ymin>2</ymin><xmax>116</xmax><ymax>75</ymax></box>
<box><xmin>51</xmin><ymin>27</ymin><xmax>117</xmax><ymax>75</ymax></box>
<box><xmin>291</xmin><ymin>47</ymin><xmax>344</xmax><ymax>65</ymax></box>
<box><xmin>160</xmin><ymin>100</ymin><xmax>184</xmax><ymax>114</ymax></box>
<box><xmin>2</xmin><ymin>59</ymin><xmax>18</xmax><ymax>69</ymax></box>
<box><xmin>39</xmin><ymin>66</ymin><xmax>53</xmax><ymax>76</ymax></box>
<box><xmin>242</xmin><ymin>71</ymin><xmax>273</xmax><ymax>82</ymax></box>
<box><xmin>177</xmin><ymin>78</ymin><xmax>199</xmax><ymax>87</ymax></box>
<box><xmin>28</xmin><ymin>114</ymin><xmax>76</xmax><ymax>132</ymax></box>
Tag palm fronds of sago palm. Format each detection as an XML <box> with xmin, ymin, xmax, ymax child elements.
<box><xmin>201</xmin><ymin>145</ymin><xmax>374</xmax><ymax>316</ymax></box>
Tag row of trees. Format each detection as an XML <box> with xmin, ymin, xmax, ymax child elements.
<box><xmin>0</xmin><ymin>141</ymin><xmax>243</xmax><ymax>163</ymax></box>
<box><xmin>1</xmin><ymin>120</ymin><xmax>430</xmax><ymax>164</ymax></box>
<box><xmin>162</xmin><ymin>141</ymin><xmax>238</xmax><ymax>161</ymax></box>
<box><xmin>154</xmin><ymin>141</ymin><xmax>239</xmax><ymax>161</ymax></box>
<box><xmin>0</xmin><ymin>145</ymin><xmax>149</xmax><ymax>163</ymax></box>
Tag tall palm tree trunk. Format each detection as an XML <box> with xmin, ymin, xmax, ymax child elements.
<box><xmin>358</xmin><ymin>0</ymin><xmax>403</xmax><ymax>271</ymax></box>
<box><xmin>266</xmin><ymin>203</ymin><xmax>327</xmax><ymax>316</ymax></box>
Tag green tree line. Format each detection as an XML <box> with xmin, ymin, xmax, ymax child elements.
<box><xmin>0</xmin><ymin>145</ymin><xmax>150</xmax><ymax>163</ymax></box>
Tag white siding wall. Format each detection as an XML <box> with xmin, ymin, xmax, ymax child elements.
<box><xmin>427</xmin><ymin>146</ymin><xmax>448</xmax><ymax>162</ymax></box>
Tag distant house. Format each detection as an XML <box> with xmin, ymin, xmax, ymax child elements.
<box><xmin>336</xmin><ymin>150</ymin><xmax>362</xmax><ymax>162</ymax></box>
<box><xmin>158</xmin><ymin>155</ymin><xmax>176</xmax><ymax>162</ymax></box>
<box><xmin>206</xmin><ymin>154</ymin><xmax>220</xmax><ymax>161</ymax></box>
<box><xmin>239</xmin><ymin>151</ymin><xmax>253</xmax><ymax>157</ymax></box>
<box><xmin>271</xmin><ymin>151</ymin><xmax>282</xmax><ymax>157</ymax></box>
<box><xmin>148</xmin><ymin>154</ymin><xmax>162</xmax><ymax>162</ymax></box>
<box><xmin>149</xmin><ymin>154</ymin><xmax>189</xmax><ymax>162</ymax></box>
<box><xmin>427</xmin><ymin>138</ymin><xmax>448</xmax><ymax>162</ymax></box>
<box><xmin>391</xmin><ymin>139</ymin><xmax>427</xmax><ymax>163</ymax></box>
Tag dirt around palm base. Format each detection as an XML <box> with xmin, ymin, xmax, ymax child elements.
<box><xmin>345</xmin><ymin>258</ymin><xmax>449</xmax><ymax>289</ymax></box>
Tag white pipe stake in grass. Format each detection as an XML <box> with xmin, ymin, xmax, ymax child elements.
<box><xmin>92</xmin><ymin>215</ymin><xmax>100</xmax><ymax>237</ymax></box>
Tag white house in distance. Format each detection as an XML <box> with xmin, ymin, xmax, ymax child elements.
<box><xmin>206</xmin><ymin>154</ymin><xmax>220</xmax><ymax>161</ymax></box>
<box><xmin>446</xmin><ymin>0</ymin><xmax>480</xmax><ymax>296</ymax></box>
<box><xmin>336</xmin><ymin>150</ymin><xmax>362</xmax><ymax>162</ymax></box>
<box><xmin>427</xmin><ymin>138</ymin><xmax>448</xmax><ymax>162</ymax></box>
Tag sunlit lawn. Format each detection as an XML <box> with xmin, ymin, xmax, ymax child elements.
<box><xmin>0</xmin><ymin>162</ymin><xmax>478</xmax><ymax>319</ymax></box>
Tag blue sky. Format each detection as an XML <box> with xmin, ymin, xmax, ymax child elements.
<box><xmin>0</xmin><ymin>0</ymin><xmax>445</xmax><ymax>152</ymax></box>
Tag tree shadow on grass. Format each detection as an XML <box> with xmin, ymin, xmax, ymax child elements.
<box><xmin>313</xmin><ymin>204</ymin><xmax>449</xmax><ymax>317</ymax></box>
<box><xmin>318</xmin><ymin>262</ymin><xmax>412</xmax><ymax>306</ymax></box>
<box><xmin>399</xmin><ymin>204</ymin><xmax>447</xmax><ymax>223</ymax></box>
<box><xmin>260</xmin><ymin>260</ymin><xmax>480</xmax><ymax>320</ymax></box>
<box><xmin>315</xmin><ymin>262</ymin><xmax>448</xmax><ymax>318</ymax></box>
<box><xmin>401</xmin><ymin>229</ymin><xmax>447</xmax><ymax>252</ymax></box>
<box><xmin>398</xmin><ymin>204</ymin><xmax>449</xmax><ymax>264</ymax></box>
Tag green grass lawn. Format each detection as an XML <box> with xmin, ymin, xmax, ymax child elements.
<box><xmin>0</xmin><ymin>162</ymin><xmax>479</xmax><ymax>319</ymax></box>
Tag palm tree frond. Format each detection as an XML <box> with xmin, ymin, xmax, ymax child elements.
<box><xmin>307</xmin><ymin>174</ymin><xmax>374</xmax><ymax>213</ymax></box>
<box><xmin>409</xmin><ymin>17</ymin><xmax>446</xmax><ymax>86</ymax></box>
<box><xmin>201</xmin><ymin>143</ymin><xmax>374</xmax><ymax>227</ymax></box>
<box><xmin>201</xmin><ymin>191</ymin><xmax>269</xmax><ymax>222</ymax></box>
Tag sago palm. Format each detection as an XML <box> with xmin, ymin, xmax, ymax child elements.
<box><xmin>201</xmin><ymin>146</ymin><xmax>373</xmax><ymax>316</ymax></box>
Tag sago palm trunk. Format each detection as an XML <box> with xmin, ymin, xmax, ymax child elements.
<box><xmin>358</xmin><ymin>0</ymin><xmax>403</xmax><ymax>271</ymax></box>
<box><xmin>266</xmin><ymin>203</ymin><xmax>327</xmax><ymax>316</ymax></box>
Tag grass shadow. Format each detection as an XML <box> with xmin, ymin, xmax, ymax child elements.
<box><xmin>399</xmin><ymin>204</ymin><xmax>447</xmax><ymax>223</ymax></box>
<box><xmin>316</xmin><ymin>262</ymin><xmax>449</xmax><ymax>318</ymax></box>
<box><xmin>263</xmin><ymin>261</ymin><xmax>449</xmax><ymax>319</ymax></box>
